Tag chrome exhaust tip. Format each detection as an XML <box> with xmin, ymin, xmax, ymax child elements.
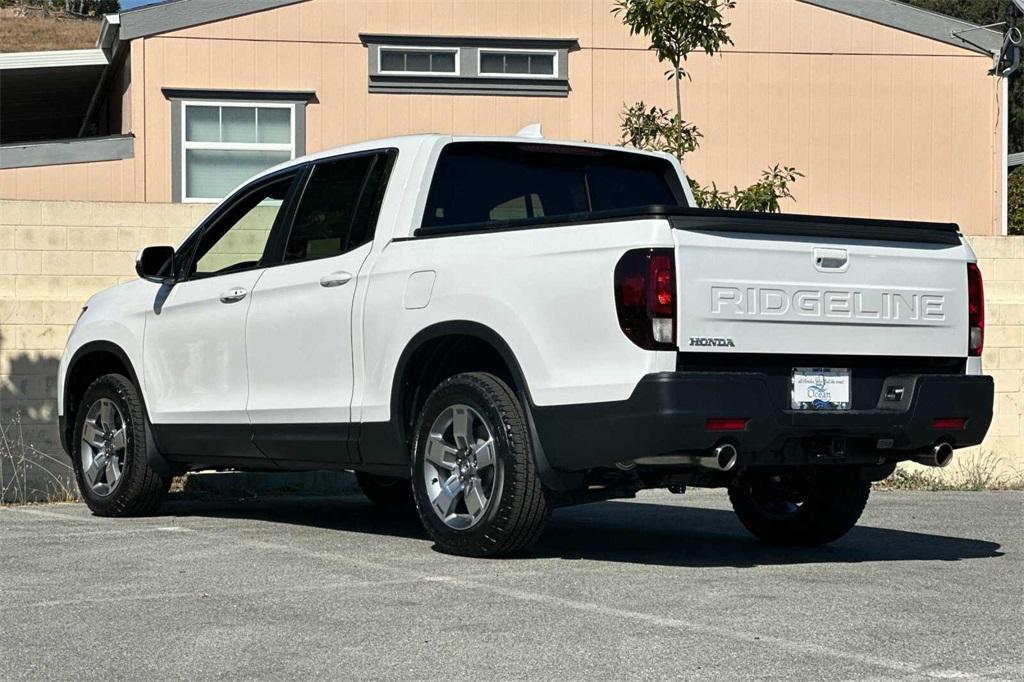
<box><xmin>913</xmin><ymin>442</ymin><xmax>954</xmax><ymax>468</ymax></box>
<box><xmin>698</xmin><ymin>443</ymin><xmax>738</xmax><ymax>471</ymax></box>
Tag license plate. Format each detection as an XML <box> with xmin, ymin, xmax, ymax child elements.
<box><xmin>791</xmin><ymin>368</ymin><xmax>851</xmax><ymax>410</ymax></box>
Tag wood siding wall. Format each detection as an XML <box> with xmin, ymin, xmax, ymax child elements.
<box><xmin>0</xmin><ymin>0</ymin><xmax>1004</xmax><ymax>234</ymax></box>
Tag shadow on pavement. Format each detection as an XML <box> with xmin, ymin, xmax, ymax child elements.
<box><xmin>160</xmin><ymin>493</ymin><xmax>1004</xmax><ymax>568</ymax></box>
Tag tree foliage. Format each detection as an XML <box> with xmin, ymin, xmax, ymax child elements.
<box><xmin>4</xmin><ymin>0</ymin><xmax>118</xmax><ymax>15</ymax></box>
<box><xmin>613</xmin><ymin>0</ymin><xmax>801</xmax><ymax>212</ymax></box>
<box><xmin>1009</xmin><ymin>166</ymin><xmax>1024</xmax><ymax>235</ymax></box>
<box><xmin>612</xmin><ymin>0</ymin><xmax>734</xmax><ymax>81</ymax></box>
<box><xmin>691</xmin><ymin>166</ymin><xmax>804</xmax><ymax>213</ymax></box>
<box><xmin>620</xmin><ymin>102</ymin><xmax>702</xmax><ymax>159</ymax></box>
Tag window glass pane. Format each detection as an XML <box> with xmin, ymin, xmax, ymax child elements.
<box><xmin>185</xmin><ymin>149</ymin><xmax>292</xmax><ymax>200</ymax></box>
<box><xmin>529</xmin><ymin>53</ymin><xmax>554</xmax><ymax>75</ymax></box>
<box><xmin>348</xmin><ymin>152</ymin><xmax>395</xmax><ymax>250</ymax></box>
<box><xmin>258</xmin><ymin>107</ymin><xmax>291</xmax><ymax>144</ymax></box>
<box><xmin>479</xmin><ymin>52</ymin><xmax>503</xmax><ymax>74</ymax></box>
<box><xmin>185</xmin><ymin>105</ymin><xmax>220</xmax><ymax>142</ymax></box>
<box><xmin>405</xmin><ymin>51</ymin><xmax>430</xmax><ymax>72</ymax></box>
<box><xmin>504</xmin><ymin>54</ymin><xmax>529</xmax><ymax>74</ymax></box>
<box><xmin>381</xmin><ymin>48</ymin><xmax>455</xmax><ymax>73</ymax></box>
<box><xmin>286</xmin><ymin>155</ymin><xmax>374</xmax><ymax>262</ymax></box>
<box><xmin>192</xmin><ymin>176</ymin><xmax>293</xmax><ymax>276</ymax></box>
<box><xmin>489</xmin><ymin>196</ymin><xmax>528</xmax><ymax>221</ymax></box>
<box><xmin>431</xmin><ymin>51</ymin><xmax>456</xmax><ymax>73</ymax></box>
<box><xmin>422</xmin><ymin>142</ymin><xmax>684</xmax><ymax>230</ymax></box>
<box><xmin>380</xmin><ymin>49</ymin><xmax>405</xmax><ymax>71</ymax></box>
<box><xmin>221</xmin><ymin>106</ymin><xmax>256</xmax><ymax>143</ymax></box>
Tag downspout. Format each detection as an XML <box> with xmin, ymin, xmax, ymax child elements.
<box><xmin>1002</xmin><ymin>76</ymin><xmax>1009</xmax><ymax>236</ymax></box>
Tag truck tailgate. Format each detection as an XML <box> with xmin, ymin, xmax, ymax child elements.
<box><xmin>671</xmin><ymin>215</ymin><xmax>969</xmax><ymax>358</ymax></box>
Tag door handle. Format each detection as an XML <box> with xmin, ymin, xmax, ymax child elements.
<box><xmin>320</xmin><ymin>271</ymin><xmax>353</xmax><ymax>288</ymax></box>
<box><xmin>219</xmin><ymin>287</ymin><xmax>248</xmax><ymax>303</ymax></box>
<box><xmin>813</xmin><ymin>248</ymin><xmax>849</xmax><ymax>272</ymax></box>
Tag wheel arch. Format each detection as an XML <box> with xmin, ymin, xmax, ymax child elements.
<box><xmin>62</xmin><ymin>341</ymin><xmax>144</xmax><ymax>456</ymax></box>
<box><xmin>369</xmin><ymin>320</ymin><xmax>576</xmax><ymax>489</ymax></box>
<box><xmin>390</xmin><ymin>321</ymin><xmax>531</xmax><ymax>437</ymax></box>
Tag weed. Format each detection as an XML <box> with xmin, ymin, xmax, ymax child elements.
<box><xmin>875</xmin><ymin>450</ymin><xmax>1024</xmax><ymax>492</ymax></box>
<box><xmin>0</xmin><ymin>413</ymin><xmax>79</xmax><ymax>505</ymax></box>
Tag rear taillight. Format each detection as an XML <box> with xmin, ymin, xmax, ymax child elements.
<box><xmin>967</xmin><ymin>262</ymin><xmax>984</xmax><ymax>357</ymax></box>
<box><xmin>614</xmin><ymin>248</ymin><xmax>676</xmax><ymax>350</ymax></box>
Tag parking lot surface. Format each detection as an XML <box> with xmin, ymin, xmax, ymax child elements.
<box><xmin>1</xmin><ymin>489</ymin><xmax>1021</xmax><ymax>681</ymax></box>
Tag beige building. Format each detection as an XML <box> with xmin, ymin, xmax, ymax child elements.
<box><xmin>0</xmin><ymin>0</ymin><xmax>1007</xmax><ymax>234</ymax></box>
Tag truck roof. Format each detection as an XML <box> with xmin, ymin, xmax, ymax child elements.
<box><xmin>245</xmin><ymin>132</ymin><xmax>679</xmax><ymax>188</ymax></box>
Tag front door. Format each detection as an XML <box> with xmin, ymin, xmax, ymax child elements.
<box><xmin>143</xmin><ymin>172</ymin><xmax>298</xmax><ymax>462</ymax></box>
<box><xmin>245</xmin><ymin>151</ymin><xmax>394</xmax><ymax>465</ymax></box>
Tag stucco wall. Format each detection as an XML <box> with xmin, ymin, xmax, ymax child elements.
<box><xmin>0</xmin><ymin>198</ymin><xmax>1021</xmax><ymax>500</ymax></box>
<box><xmin>0</xmin><ymin>0</ymin><xmax>1005</xmax><ymax>235</ymax></box>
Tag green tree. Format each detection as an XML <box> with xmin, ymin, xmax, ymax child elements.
<box><xmin>1009</xmin><ymin>166</ymin><xmax>1024</xmax><ymax>235</ymax></box>
<box><xmin>613</xmin><ymin>0</ymin><xmax>801</xmax><ymax>212</ymax></box>
<box><xmin>612</xmin><ymin>0</ymin><xmax>733</xmax><ymax>138</ymax></box>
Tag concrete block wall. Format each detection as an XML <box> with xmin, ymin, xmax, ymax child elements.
<box><xmin>1</xmin><ymin>199</ymin><xmax>1021</xmax><ymax>500</ymax></box>
<box><xmin>0</xmin><ymin>200</ymin><xmax>206</xmax><ymax>500</ymax></box>
<box><xmin>968</xmin><ymin>237</ymin><xmax>1024</xmax><ymax>477</ymax></box>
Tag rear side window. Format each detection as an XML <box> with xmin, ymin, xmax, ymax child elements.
<box><xmin>285</xmin><ymin>151</ymin><xmax>395</xmax><ymax>262</ymax></box>
<box><xmin>422</xmin><ymin>142</ymin><xmax>685</xmax><ymax>231</ymax></box>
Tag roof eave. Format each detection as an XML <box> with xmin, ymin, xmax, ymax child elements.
<box><xmin>797</xmin><ymin>0</ymin><xmax>1003</xmax><ymax>56</ymax></box>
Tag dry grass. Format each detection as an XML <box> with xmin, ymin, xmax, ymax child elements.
<box><xmin>0</xmin><ymin>7</ymin><xmax>101</xmax><ymax>53</ymax></box>
<box><xmin>875</xmin><ymin>450</ymin><xmax>1024</xmax><ymax>492</ymax></box>
<box><xmin>1</xmin><ymin>413</ymin><xmax>79</xmax><ymax>505</ymax></box>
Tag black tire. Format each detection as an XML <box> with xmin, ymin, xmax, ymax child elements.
<box><xmin>72</xmin><ymin>373</ymin><xmax>170</xmax><ymax>516</ymax></box>
<box><xmin>410</xmin><ymin>372</ymin><xmax>549</xmax><ymax>557</ymax></box>
<box><xmin>728</xmin><ymin>467</ymin><xmax>870</xmax><ymax>545</ymax></box>
<box><xmin>355</xmin><ymin>472</ymin><xmax>413</xmax><ymax>508</ymax></box>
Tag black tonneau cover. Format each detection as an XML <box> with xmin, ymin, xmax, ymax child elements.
<box><xmin>665</xmin><ymin>206</ymin><xmax>961</xmax><ymax>246</ymax></box>
<box><xmin>413</xmin><ymin>204</ymin><xmax>961</xmax><ymax>245</ymax></box>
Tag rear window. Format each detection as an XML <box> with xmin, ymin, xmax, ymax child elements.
<box><xmin>421</xmin><ymin>142</ymin><xmax>685</xmax><ymax>232</ymax></box>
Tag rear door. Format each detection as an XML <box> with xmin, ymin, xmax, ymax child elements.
<box><xmin>244</xmin><ymin>150</ymin><xmax>395</xmax><ymax>465</ymax></box>
<box><xmin>673</xmin><ymin>227</ymin><xmax>969</xmax><ymax>358</ymax></box>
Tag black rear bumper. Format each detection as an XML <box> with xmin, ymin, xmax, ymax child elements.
<box><xmin>531</xmin><ymin>372</ymin><xmax>993</xmax><ymax>471</ymax></box>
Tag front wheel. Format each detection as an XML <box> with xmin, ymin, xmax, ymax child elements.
<box><xmin>728</xmin><ymin>467</ymin><xmax>870</xmax><ymax>545</ymax></box>
<box><xmin>72</xmin><ymin>374</ymin><xmax>171</xmax><ymax>516</ymax></box>
<box><xmin>410</xmin><ymin>372</ymin><xmax>549</xmax><ymax>557</ymax></box>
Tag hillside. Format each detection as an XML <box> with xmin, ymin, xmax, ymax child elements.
<box><xmin>0</xmin><ymin>7</ymin><xmax>101</xmax><ymax>53</ymax></box>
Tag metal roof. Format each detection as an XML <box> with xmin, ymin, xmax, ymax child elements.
<box><xmin>116</xmin><ymin>0</ymin><xmax>309</xmax><ymax>40</ymax></box>
<box><xmin>0</xmin><ymin>49</ymin><xmax>108</xmax><ymax>71</ymax></box>
<box><xmin>798</xmin><ymin>0</ymin><xmax>1003</xmax><ymax>55</ymax></box>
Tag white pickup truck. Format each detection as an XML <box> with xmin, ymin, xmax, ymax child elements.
<box><xmin>58</xmin><ymin>131</ymin><xmax>993</xmax><ymax>556</ymax></box>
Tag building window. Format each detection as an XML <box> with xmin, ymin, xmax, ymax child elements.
<box><xmin>478</xmin><ymin>49</ymin><xmax>556</xmax><ymax>78</ymax></box>
<box><xmin>378</xmin><ymin>47</ymin><xmax>458</xmax><ymax>75</ymax></box>
<box><xmin>361</xmin><ymin>34</ymin><xmax>576</xmax><ymax>97</ymax></box>
<box><xmin>181</xmin><ymin>101</ymin><xmax>295</xmax><ymax>202</ymax></box>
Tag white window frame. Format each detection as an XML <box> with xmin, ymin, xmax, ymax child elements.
<box><xmin>181</xmin><ymin>99</ymin><xmax>296</xmax><ymax>203</ymax></box>
<box><xmin>477</xmin><ymin>47</ymin><xmax>558</xmax><ymax>79</ymax></box>
<box><xmin>377</xmin><ymin>45</ymin><xmax>460</xmax><ymax>77</ymax></box>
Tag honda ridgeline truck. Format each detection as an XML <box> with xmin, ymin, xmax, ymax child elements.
<box><xmin>58</xmin><ymin>131</ymin><xmax>993</xmax><ymax>556</ymax></box>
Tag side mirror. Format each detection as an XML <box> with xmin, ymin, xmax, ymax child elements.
<box><xmin>135</xmin><ymin>245</ymin><xmax>176</xmax><ymax>284</ymax></box>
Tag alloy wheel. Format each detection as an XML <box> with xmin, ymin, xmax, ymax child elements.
<box><xmin>79</xmin><ymin>398</ymin><xmax>128</xmax><ymax>497</ymax></box>
<box><xmin>422</xmin><ymin>404</ymin><xmax>497</xmax><ymax>530</ymax></box>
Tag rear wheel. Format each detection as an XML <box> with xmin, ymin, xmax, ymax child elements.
<box><xmin>72</xmin><ymin>374</ymin><xmax>170</xmax><ymax>516</ymax></box>
<box><xmin>728</xmin><ymin>467</ymin><xmax>869</xmax><ymax>545</ymax></box>
<box><xmin>355</xmin><ymin>472</ymin><xmax>413</xmax><ymax>508</ymax></box>
<box><xmin>410</xmin><ymin>372</ymin><xmax>549</xmax><ymax>557</ymax></box>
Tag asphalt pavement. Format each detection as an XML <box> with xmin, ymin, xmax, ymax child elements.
<box><xmin>1</xmin><ymin>489</ymin><xmax>1021</xmax><ymax>680</ymax></box>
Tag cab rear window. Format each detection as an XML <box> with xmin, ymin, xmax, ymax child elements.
<box><xmin>421</xmin><ymin>142</ymin><xmax>685</xmax><ymax>233</ymax></box>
